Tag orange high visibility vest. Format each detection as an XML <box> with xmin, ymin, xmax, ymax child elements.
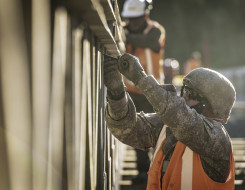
<box><xmin>124</xmin><ymin>20</ymin><xmax>165</xmax><ymax>94</ymax></box>
<box><xmin>147</xmin><ymin>126</ymin><xmax>235</xmax><ymax>190</ymax></box>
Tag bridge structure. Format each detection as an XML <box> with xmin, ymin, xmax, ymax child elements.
<box><xmin>0</xmin><ymin>0</ymin><xmax>125</xmax><ymax>189</ymax></box>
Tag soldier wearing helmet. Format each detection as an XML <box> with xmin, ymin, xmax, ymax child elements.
<box><xmin>103</xmin><ymin>53</ymin><xmax>235</xmax><ymax>189</ymax></box>
<box><xmin>121</xmin><ymin>0</ymin><xmax>166</xmax><ymax>184</ymax></box>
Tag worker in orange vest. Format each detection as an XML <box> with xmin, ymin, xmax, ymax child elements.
<box><xmin>121</xmin><ymin>0</ymin><xmax>165</xmax><ymax>109</ymax></box>
<box><xmin>103</xmin><ymin>53</ymin><xmax>235</xmax><ymax>190</ymax></box>
<box><xmin>121</xmin><ymin>0</ymin><xmax>166</xmax><ymax>183</ymax></box>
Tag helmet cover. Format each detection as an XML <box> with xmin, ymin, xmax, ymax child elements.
<box><xmin>183</xmin><ymin>68</ymin><xmax>236</xmax><ymax>123</ymax></box>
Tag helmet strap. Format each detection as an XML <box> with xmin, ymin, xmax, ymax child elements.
<box><xmin>190</xmin><ymin>102</ymin><xmax>205</xmax><ymax>114</ymax></box>
<box><xmin>180</xmin><ymin>85</ymin><xmax>185</xmax><ymax>97</ymax></box>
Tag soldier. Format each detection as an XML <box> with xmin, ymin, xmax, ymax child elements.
<box><xmin>104</xmin><ymin>53</ymin><xmax>235</xmax><ymax>189</ymax></box>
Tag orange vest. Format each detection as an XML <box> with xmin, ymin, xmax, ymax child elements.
<box><xmin>124</xmin><ymin>21</ymin><xmax>166</xmax><ymax>94</ymax></box>
<box><xmin>147</xmin><ymin>126</ymin><xmax>235</xmax><ymax>190</ymax></box>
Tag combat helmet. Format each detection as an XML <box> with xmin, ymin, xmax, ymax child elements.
<box><xmin>183</xmin><ymin>67</ymin><xmax>236</xmax><ymax>123</ymax></box>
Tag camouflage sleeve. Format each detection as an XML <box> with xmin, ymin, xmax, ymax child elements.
<box><xmin>105</xmin><ymin>92</ymin><xmax>164</xmax><ymax>150</ymax></box>
<box><xmin>136</xmin><ymin>76</ymin><xmax>231</xmax><ymax>162</ymax></box>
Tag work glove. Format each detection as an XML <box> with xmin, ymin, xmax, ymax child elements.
<box><xmin>118</xmin><ymin>53</ymin><xmax>147</xmax><ymax>85</ymax></box>
<box><xmin>104</xmin><ymin>55</ymin><xmax>125</xmax><ymax>100</ymax></box>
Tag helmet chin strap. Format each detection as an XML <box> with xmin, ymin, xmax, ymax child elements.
<box><xmin>181</xmin><ymin>85</ymin><xmax>207</xmax><ymax>114</ymax></box>
<box><xmin>190</xmin><ymin>103</ymin><xmax>205</xmax><ymax>114</ymax></box>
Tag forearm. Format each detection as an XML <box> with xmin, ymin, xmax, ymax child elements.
<box><xmin>136</xmin><ymin>75</ymin><xmax>169</xmax><ymax>116</ymax></box>
<box><xmin>105</xmin><ymin>92</ymin><xmax>163</xmax><ymax>150</ymax></box>
<box><xmin>107</xmin><ymin>92</ymin><xmax>129</xmax><ymax>121</ymax></box>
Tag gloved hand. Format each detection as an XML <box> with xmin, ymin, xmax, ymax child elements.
<box><xmin>160</xmin><ymin>84</ymin><xmax>177</xmax><ymax>96</ymax></box>
<box><xmin>104</xmin><ymin>55</ymin><xmax>125</xmax><ymax>99</ymax></box>
<box><xmin>118</xmin><ymin>53</ymin><xmax>147</xmax><ymax>85</ymax></box>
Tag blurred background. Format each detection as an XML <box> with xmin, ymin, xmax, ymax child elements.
<box><xmin>119</xmin><ymin>0</ymin><xmax>245</xmax><ymax>71</ymax></box>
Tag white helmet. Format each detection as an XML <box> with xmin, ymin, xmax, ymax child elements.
<box><xmin>121</xmin><ymin>0</ymin><xmax>151</xmax><ymax>18</ymax></box>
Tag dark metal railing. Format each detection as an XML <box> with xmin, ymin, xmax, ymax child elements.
<box><xmin>0</xmin><ymin>0</ymin><xmax>124</xmax><ymax>189</ymax></box>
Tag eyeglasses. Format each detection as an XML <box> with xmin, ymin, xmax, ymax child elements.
<box><xmin>182</xmin><ymin>86</ymin><xmax>204</xmax><ymax>101</ymax></box>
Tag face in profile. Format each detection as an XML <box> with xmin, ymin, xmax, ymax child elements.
<box><xmin>126</xmin><ymin>15</ymin><xmax>147</xmax><ymax>33</ymax></box>
<box><xmin>182</xmin><ymin>86</ymin><xmax>201</xmax><ymax>107</ymax></box>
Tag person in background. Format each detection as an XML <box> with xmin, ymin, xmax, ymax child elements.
<box><xmin>183</xmin><ymin>51</ymin><xmax>202</xmax><ymax>75</ymax></box>
<box><xmin>104</xmin><ymin>53</ymin><xmax>235</xmax><ymax>190</ymax></box>
<box><xmin>162</xmin><ymin>58</ymin><xmax>179</xmax><ymax>84</ymax></box>
<box><xmin>121</xmin><ymin>0</ymin><xmax>166</xmax><ymax>183</ymax></box>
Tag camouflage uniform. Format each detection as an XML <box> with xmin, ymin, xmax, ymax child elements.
<box><xmin>105</xmin><ymin>75</ymin><xmax>231</xmax><ymax>183</ymax></box>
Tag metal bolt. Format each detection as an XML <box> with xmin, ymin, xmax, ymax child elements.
<box><xmin>122</xmin><ymin>61</ymin><xmax>129</xmax><ymax>69</ymax></box>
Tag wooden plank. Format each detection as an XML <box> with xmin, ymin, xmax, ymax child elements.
<box><xmin>123</xmin><ymin>156</ymin><xmax>138</xmax><ymax>162</ymax></box>
<box><xmin>119</xmin><ymin>180</ymin><xmax>133</xmax><ymax>186</ymax></box>
<box><xmin>233</xmin><ymin>150</ymin><xmax>245</xmax><ymax>155</ymax></box>
<box><xmin>121</xmin><ymin>170</ymin><xmax>139</xmax><ymax>176</ymax></box>
<box><xmin>235</xmin><ymin>180</ymin><xmax>244</xmax><ymax>185</ymax></box>
<box><xmin>232</xmin><ymin>144</ymin><xmax>245</xmax><ymax>149</ymax></box>
<box><xmin>231</xmin><ymin>138</ymin><xmax>245</xmax><ymax>144</ymax></box>
<box><xmin>234</xmin><ymin>155</ymin><xmax>245</xmax><ymax>162</ymax></box>
<box><xmin>122</xmin><ymin>162</ymin><xmax>137</xmax><ymax>169</ymax></box>
<box><xmin>235</xmin><ymin>162</ymin><xmax>245</xmax><ymax>169</ymax></box>
<box><xmin>235</xmin><ymin>169</ymin><xmax>245</xmax><ymax>176</ymax></box>
<box><xmin>125</xmin><ymin>150</ymin><xmax>137</xmax><ymax>157</ymax></box>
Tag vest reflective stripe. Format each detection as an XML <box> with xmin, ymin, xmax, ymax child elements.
<box><xmin>150</xmin><ymin>125</ymin><xmax>167</xmax><ymax>168</ymax></box>
<box><xmin>145</xmin><ymin>48</ymin><xmax>153</xmax><ymax>75</ymax></box>
<box><xmin>147</xmin><ymin>126</ymin><xmax>235</xmax><ymax>190</ymax></box>
<box><xmin>181</xmin><ymin>147</ymin><xmax>193</xmax><ymax>190</ymax></box>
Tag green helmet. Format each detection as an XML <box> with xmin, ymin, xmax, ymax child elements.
<box><xmin>183</xmin><ymin>68</ymin><xmax>236</xmax><ymax>123</ymax></box>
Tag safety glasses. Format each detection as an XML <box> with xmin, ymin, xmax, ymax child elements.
<box><xmin>182</xmin><ymin>85</ymin><xmax>204</xmax><ymax>101</ymax></box>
